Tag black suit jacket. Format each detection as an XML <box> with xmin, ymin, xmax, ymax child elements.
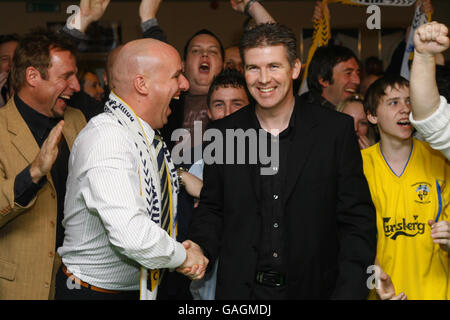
<box><xmin>189</xmin><ymin>96</ymin><xmax>377</xmax><ymax>299</ymax></box>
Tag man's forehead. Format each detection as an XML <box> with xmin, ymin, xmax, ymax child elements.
<box><xmin>383</xmin><ymin>84</ymin><xmax>409</xmax><ymax>99</ymax></box>
<box><xmin>48</xmin><ymin>49</ymin><xmax>77</xmax><ymax>72</ymax></box>
<box><xmin>244</xmin><ymin>45</ymin><xmax>290</xmax><ymax>62</ymax></box>
<box><xmin>189</xmin><ymin>34</ymin><xmax>220</xmax><ymax>48</ymax></box>
<box><xmin>212</xmin><ymin>85</ymin><xmax>246</xmax><ymax>96</ymax></box>
<box><xmin>334</xmin><ymin>57</ymin><xmax>359</xmax><ymax>70</ymax></box>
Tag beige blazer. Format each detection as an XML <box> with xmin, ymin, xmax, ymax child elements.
<box><xmin>0</xmin><ymin>97</ymin><xmax>86</xmax><ymax>300</ymax></box>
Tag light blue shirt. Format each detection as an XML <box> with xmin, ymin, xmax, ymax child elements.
<box><xmin>188</xmin><ymin>159</ymin><xmax>218</xmax><ymax>300</ymax></box>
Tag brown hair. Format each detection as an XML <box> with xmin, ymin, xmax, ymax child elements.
<box><xmin>363</xmin><ymin>74</ymin><xmax>409</xmax><ymax>116</ymax></box>
<box><xmin>11</xmin><ymin>28</ymin><xmax>77</xmax><ymax>92</ymax></box>
<box><xmin>239</xmin><ymin>23</ymin><xmax>298</xmax><ymax>67</ymax></box>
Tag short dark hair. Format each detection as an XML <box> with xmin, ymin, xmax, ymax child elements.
<box><xmin>0</xmin><ymin>34</ymin><xmax>20</xmax><ymax>46</ymax></box>
<box><xmin>363</xmin><ymin>74</ymin><xmax>409</xmax><ymax>116</ymax></box>
<box><xmin>183</xmin><ymin>29</ymin><xmax>224</xmax><ymax>62</ymax></box>
<box><xmin>436</xmin><ymin>65</ymin><xmax>450</xmax><ymax>101</ymax></box>
<box><xmin>11</xmin><ymin>28</ymin><xmax>77</xmax><ymax>92</ymax></box>
<box><xmin>307</xmin><ymin>45</ymin><xmax>359</xmax><ymax>94</ymax></box>
<box><xmin>207</xmin><ymin>68</ymin><xmax>252</xmax><ymax>108</ymax></box>
<box><xmin>239</xmin><ymin>23</ymin><xmax>298</xmax><ymax>67</ymax></box>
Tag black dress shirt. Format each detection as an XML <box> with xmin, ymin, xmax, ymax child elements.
<box><xmin>254</xmin><ymin>106</ymin><xmax>296</xmax><ymax>275</ymax></box>
<box><xmin>14</xmin><ymin>95</ymin><xmax>70</xmax><ymax>249</ymax></box>
<box><xmin>299</xmin><ymin>90</ymin><xmax>336</xmax><ymax>110</ymax></box>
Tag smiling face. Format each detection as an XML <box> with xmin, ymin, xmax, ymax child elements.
<box><xmin>183</xmin><ymin>34</ymin><xmax>223</xmax><ymax>95</ymax></box>
<box><xmin>320</xmin><ymin>57</ymin><xmax>360</xmax><ymax>107</ymax></box>
<box><xmin>244</xmin><ymin>45</ymin><xmax>300</xmax><ymax>112</ymax></box>
<box><xmin>367</xmin><ymin>85</ymin><xmax>412</xmax><ymax>143</ymax></box>
<box><xmin>33</xmin><ymin>49</ymin><xmax>80</xmax><ymax>118</ymax></box>
<box><xmin>148</xmin><ymin>47</ymin><xmax>190</xmax><ymax>129</ymax></box>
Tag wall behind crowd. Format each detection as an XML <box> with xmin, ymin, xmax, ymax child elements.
<box><xmin>1</xmin><ymin>0</ymin><xmax>449</xmax><ymax>62</ymax></box>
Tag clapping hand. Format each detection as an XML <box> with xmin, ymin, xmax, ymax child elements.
<box><xmin>30</xmin><ymin>120</ymin><xmax>65</xmax><ymax>184</ymax></box>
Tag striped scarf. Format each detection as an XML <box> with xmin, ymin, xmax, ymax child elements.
<box><xmin>104</xmin><ymin>92</ymin><xmax>179</xmax><ymax>300</ymax></box>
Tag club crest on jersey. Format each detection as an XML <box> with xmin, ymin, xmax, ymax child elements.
<box><xmin>412</xmin><ymin>182</ymin><xmax>431</xmax><ymax>204</ymax></box>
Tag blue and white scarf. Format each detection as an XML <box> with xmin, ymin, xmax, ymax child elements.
<box><xmin>104</xmin><ymin>92</ymin><xmax>179</xmax><ymax>300</ymax></box>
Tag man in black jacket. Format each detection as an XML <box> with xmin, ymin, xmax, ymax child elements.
<box><xmin>189</xmin><ymin>23</ymin><xmax>377</xmax><ymax>300</ymax></box>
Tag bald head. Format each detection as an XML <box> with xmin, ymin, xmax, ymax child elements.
<box><xmin>109</xmin><ymin>38</ymin><xmax>189</xmax><ymax>129</ymax></box>
<box><xmin>105</xmin><ymin>44</ymin><xmax>123</xmax><ymax>88</ymax></box>
<box><xmin>110</xmin><ymin>39</ymin><xmax>180</xmax><ymax>97</ymax></box>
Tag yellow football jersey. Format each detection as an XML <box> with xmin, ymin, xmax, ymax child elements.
<box><xmin>362</xmin><ymin>139</ymin><xmax>449</xmax><ymax>300</ymax></box>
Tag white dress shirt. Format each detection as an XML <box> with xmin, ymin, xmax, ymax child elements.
<box><xmin>410</xmin><ymin>96</ymin><xmax>450</xmax><ymax>160</ymax></box>
<box><xmin>58</xmin><ymin>112</ymin><xmax>186</xmax><ymax>291</ymax></box>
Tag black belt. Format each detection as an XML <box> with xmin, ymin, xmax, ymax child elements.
<box><xmin>256</xmin><ymin>271</ymin><xmax>285</xmax><ymax>287</ymax></box>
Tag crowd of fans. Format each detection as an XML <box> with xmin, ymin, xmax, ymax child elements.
<box><xmin>0</xmin><ymin>0</ymin><xmax>449</xmax><ymax>301</ymax></box>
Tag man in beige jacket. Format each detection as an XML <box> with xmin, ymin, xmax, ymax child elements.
<box><xmin>0</xmin><ymin>29</ymin><xmax>86</xmax><ymax>300</ymax></box>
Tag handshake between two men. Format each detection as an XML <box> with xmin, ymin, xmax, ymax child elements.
<box><xmin>176</xmin><ymin>240</ymin><xmax>209</xmax><ymax>280</ymax></box>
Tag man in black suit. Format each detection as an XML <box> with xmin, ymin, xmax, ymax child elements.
<box><xmin>188</xmin><ymin>23</ymin><xmax>377</xmax><ymax>300</ymax></box>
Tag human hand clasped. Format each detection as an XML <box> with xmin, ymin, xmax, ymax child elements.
<box><xmin>176</xmin><ymin>240</ymin><xmax>209</xmax><ymax>280</ymax></box>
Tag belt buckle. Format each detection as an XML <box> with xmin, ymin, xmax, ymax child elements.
<box><xmin>256</xmin><ymin>271</ymin><xmax>285</xmax><ymax>287</ymax></box>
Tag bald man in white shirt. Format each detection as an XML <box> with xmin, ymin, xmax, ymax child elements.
<box><xmin>56</xmin><ymin>38</ymin><xmax>208</xmax><ymax>300</ymax></box>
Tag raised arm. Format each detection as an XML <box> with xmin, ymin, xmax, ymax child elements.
<box><xmin>140</xmin><ymin>0</ymin><xmax>168</xmax><ymax>43</ymax></box>
<box><xmin>139</xmin><ymin>0</ymin><xmax>162</xmax><ymax>23</ymax></box>
<box><xmin>410</xmin><ymin>22</ymin><xmax>449</xmax><ymax>120</ymax></box>
<box><xmin>230</xmin><ymin>0</ymin><xmax>275</xmax><ymax>24</ymax></box>
<box><xmin>66</xmin><ymin>0</ymin><xmax>111</xmax><ymax>33</ymax></box>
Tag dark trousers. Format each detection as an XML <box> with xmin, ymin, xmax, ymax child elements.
<box><xmin>251</xmin><ymin>283</ymin><xmax>288</xmax><ymax>300</ymax></box>
<box><xmin>55</xmin><ymin>266</ymin><xmax>140</xmax><ymax>300</ymax></box>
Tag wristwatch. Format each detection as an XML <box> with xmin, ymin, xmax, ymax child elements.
<box><xmin>177</xmin><ymin>167</ymin><xmax>187</xmax><ymax>187</ymax></box>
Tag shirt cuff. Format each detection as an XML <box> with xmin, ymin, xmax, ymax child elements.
<box><xmin>410</xmin><ymin>96</ymin><xmax>450</xmax><ymax>136</ymax></box>
<box><xmin>14</xmin><ymin>165</ymin><xmax>47</xmax><ymax>207</ymax></box>
<box><xmin>167</xmin><ymin>240</ymin><xmax>187</xmax><ymax>270</ymax></box>
<box><xmin>141</xmin><ymin>18</ymin><xmax>159</xmax><ymax>33</ymax></box>
<box><xmin>60</xmin><ymin>25</ymin><xmax>89</xmax><ymax>41</ymax></box>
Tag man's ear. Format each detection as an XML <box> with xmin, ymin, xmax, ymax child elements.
<box><xmin>25</xmin><ymin>66</ymin><xmax>41</xmax><ymax>87</ymax></box>
<box><xmin>367</xmin><ymin>112</ymin><xmax>378</xmax><ymax>125</ymax></box>
<box><xmin>318</xmin><ymin>76</ymin><xmax>329</xmax><ymax>89</ymax></box>
<box><xmin>292</xmin><ymin>58</ymin><xmax>302</xmax><ymax>80</ymax></box>
<box><xmin>134</xmin><ymin>75</ymin><xmax>148</xmax><ymax>95</ymax></box>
